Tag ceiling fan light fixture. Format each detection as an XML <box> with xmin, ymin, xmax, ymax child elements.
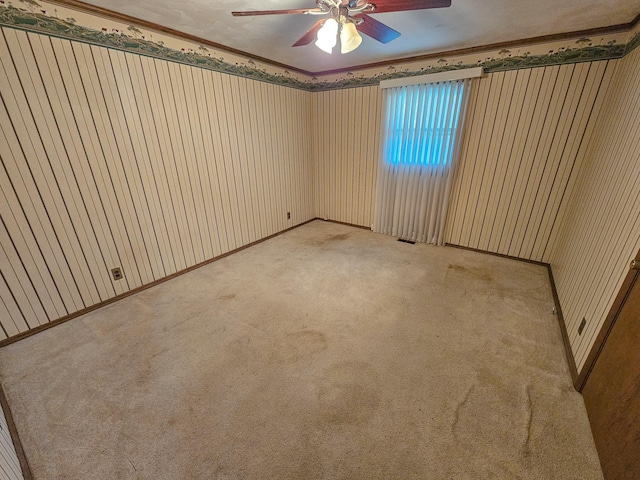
<box><xmin>340</xmin><ymin>21</ymin><xmax>362</xmax><ymax>54</ymax></box>
<box><xmin>315</xmin><ymin>18</ymin><xmax>339</xmax><ymax>53</ymax></box>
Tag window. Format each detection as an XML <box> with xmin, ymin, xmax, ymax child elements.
<box><xmin>373</xmin><ymin>68</ymin><xmax>481</xmax><ymax>245</ymax></box>
<box><xmin>384</xmin><ymin>80</ymin><xmax>467</xmax><ymax>168</ymax></box>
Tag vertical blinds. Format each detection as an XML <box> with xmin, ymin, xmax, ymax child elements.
<box><xmin>373</xmin><ymin>77</ymin><xmax>473</xmax><ymax>244</ymax></box>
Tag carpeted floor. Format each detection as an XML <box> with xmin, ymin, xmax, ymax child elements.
<box><xmin>0</xmin><ymin>220</ymin><xmax>603</xmax><ymax>479</ymax></box>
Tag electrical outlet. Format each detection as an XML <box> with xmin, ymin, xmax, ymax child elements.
<box><xmin>578</xmin><ymin>317</ymin><xmax>586</xmax><ymax>335</ymax></box>
<box><xmin>287</xmin><ymin>212</ymin><xmax>291</xmax><ymax>220</ymax></box>
<box><xmin>111</xmin><ymin>267</ymin><xmax>123</xmax><ymax>281</ymax></box>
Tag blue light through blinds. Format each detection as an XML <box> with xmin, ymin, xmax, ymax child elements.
<box><xmin>384</xmin><ymin>80</ymin><xmax>466</xmax><ymax>167</ymax></box>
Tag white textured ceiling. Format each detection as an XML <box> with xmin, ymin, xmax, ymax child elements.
<box><xmin>79</xmin><ymin>0</ymin><xmax>640</xmax><ymax>73</ymax></box>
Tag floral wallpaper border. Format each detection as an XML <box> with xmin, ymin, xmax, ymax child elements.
<box><xmin>1</xmin><ymin>0</ymin><xmax>638</xmax><ymax>92</ymax></box>
<box><xmin>625</xmin><ymin>27</ymin><xmax>640</xmax><ymax>54</ymax></box>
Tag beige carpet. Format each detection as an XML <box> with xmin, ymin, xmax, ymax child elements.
<box><xmin>0</xmin><ymin>220</ymin><xmax>603</xmax><ymax>479</ymax></box>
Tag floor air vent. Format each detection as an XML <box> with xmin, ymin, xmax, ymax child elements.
<box><xmin>397</xmin><ymin>238</ymin><xmax>416</xmax><ymax>244</ymax></box>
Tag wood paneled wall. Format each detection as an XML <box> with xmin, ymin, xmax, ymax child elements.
<box><xmin>312</xmin><ymin>61</ymin><xmax>615</xmax><ymax>264</ymax></box>
<box><xmin>446</xmin><ymin>62</ymin><xmax>615</xmax><ymax>262</ymax></box>
<box><xmin>0</xmin><ymin>27</ymin><xmax>314</xmax><ymax>339</ymax></box>
<box><xmin>549</xmin><ymin>46</ymin><xmax>640</xmax><ymax>372</ymax></box>
<box><xmin>0</xmin><ymin>401</ymin><xmax>23</xmax><ymax>480</ymax></box>
<box><xmin>312</xmin><ymin>86</ymin><xmax>382</xmax><ymax>227</ymax></box>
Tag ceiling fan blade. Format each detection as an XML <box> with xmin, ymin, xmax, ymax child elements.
<box><xmin>293</xmin><ymin>19</ymin><xmax>327</xmax><ymax>47</ymax></box>
<box><xmin>232</xmin><ymin>8</ymin><xmax>324</xmax><ymax>16</ymax></box>
<box><xmin>357</xmin><ymin>14</ymin><xmax>401</xmax><ymax>44</ymax></box>
<box><xmin>368</xmin><ymin>0</ymin><xmax>451</xmax><ymax>13</ymax></box>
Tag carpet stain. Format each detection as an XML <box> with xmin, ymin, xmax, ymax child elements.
<box><xmin>326</xmin><ymin>233</ymin><xmax>350</xmax><ymax>242</ymax></box>
<box><xmin>317</xmin><ymin>361</ymin><xmax>380</xmax><ymax>425</ymax></box>
<box><xmin>216</xmin><ymin>293</ymin><xmax>236</xmax><ymax>301</ymax></box>
<box><xmin>271</xmin><ymin>330</ymin><xmax>327</xmax><ymax>364</ymax></box>
<box><xmin>303</xmin><ymin>233</ymin><xmax>351</xmax><ymax>247</ymax></box>
<box><xmin>224</xmin><ymin>335</ymin><xmax>256</xmax><ymax>370</ymax></box>
<box><xmin>447</xmin><ymin>263</ymin><xmax>493</xmax><ymax>282</ymax></box>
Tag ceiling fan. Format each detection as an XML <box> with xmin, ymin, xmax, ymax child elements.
<box><xmin>232</xmin><ymin>0</ymin><xmax>451</xmax><ymax>54</ymax></box>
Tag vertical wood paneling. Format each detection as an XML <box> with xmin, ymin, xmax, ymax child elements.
<box><xmin>30</xmin><ymin>35</ymin><xmax>118</xmax><ymax>300</ymax></box>
<box><xmin>0</xmin><ymin>164</ymin><xmax>65</xmax><ymax>323</ymax></box>
<box><xmin>549</xmin><ymin>46</ymin><xmax>640</xmax><ymax>372</ymax></box>
<box><xmin>314</xmin><ymin>86</ymin><xmax>382</xmax><ymax>227</ymax></box>
<box><xmin>124</xmin><ymin>54</ymin><xmax>179</xmax><ymax>275</ymax></box>
<box><xmin>266</xmin><ymin>82</ymin><xmax>283</xmax><ymax>233</ymax></box>
<box><xmin>257</xmin><ymin>81</ymin><xmax>276</xmax><ymax>235</ymax></box>
<box><xmin>239</xmin><ymin>78</ymin><xmax>260</xmax><ymax>241</ymax></box>
<box><xmin>485</xmin><ymin>71</ymin><xmax>529</xmax><ymax>253</ymax></box>
<box><xmin>0</xmin><ymin>268</ymin><xmax>27</xmax><ymax>338</ymax></box>
<box><xmin>192</xmin><ymin>67</ymin><xmax>224</xmax><ymax>256</ymax></box>
<box><xmin>474</xmin><ymin>71</ymin><xmax>518</xmax><ymax>251</ymax></box>
<box><xmin>2</xmin><ymin>32</ymin><xmax>86</xmax><ymax>314</ymax></box>
<box><xmin>464</xmin><ymin>71</ymin><xmax>506</xmax><ymax>249</ymax></box>
<box><xmin>314</xmin><ymin>61</ymin><xmax>612</xmax><ymax>252</ymax></box>
<box><xmin>6</xmin><ymin>30</ymin><xmax>105</xmax><ymax>309</ymax></box>
<box><xmin>61</xmin><ymin>39</ymin><xmax>135</xmax><ymax>295</ymax></box>
<box><xmin>165</xmin><ymin>59</ymin><xmax>204</xmax><ymax>264</ymax></box>
<box><xmin>444</xmin><ymin>62</ymin><xmax>613</xmax><ymax>262</ymax></box>
<box><xmin>0</xmin><ymin>399</ymin><xmax>23</xmax><ymax>480</ymax></box>
<box><xmin>94</xmin><ymin>45</ymin><xmax>156</xmax><ymax>287</ymax></box>
<box><xmin>0</xmin><ymin>26</ymin><xmax>314</xmax><ymax>339</ymax></box>
<box><xmin>73</xmin><ymin>41</ymin><xmax>146</xmax><ymax>289</ymax></box>
<box><xmin>532</xmin><ymin>61</ymin><xmax>612</xmax><ymax>262</ymax></box>
<box><xmin>110</xmin><ymin>49</ymin><xmax>167</xmax><ymax>281</ymax></box>
<box><xmin>0</xmin><ymin>217</ymin><xmax>43</xmax><ymax>332</ymax></box>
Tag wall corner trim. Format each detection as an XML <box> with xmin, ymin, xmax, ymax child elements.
<box><xmin>546</xmin><ymin>265</ymin><xmax>580</xmax><ymax>389</ymax></box>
